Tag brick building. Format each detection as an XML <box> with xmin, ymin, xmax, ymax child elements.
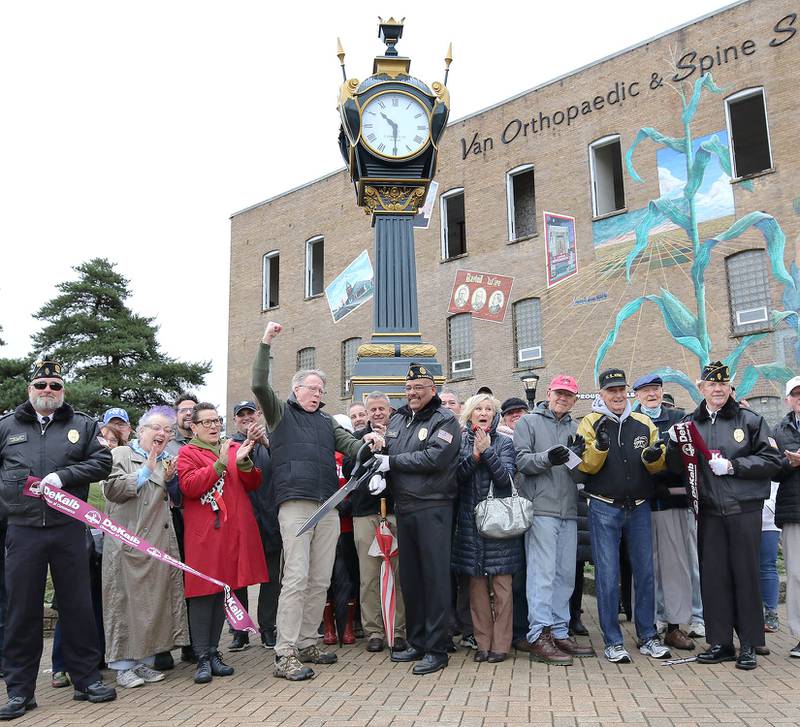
<box><xmin>228</xmin><ymin>0</ymin><xmax>800</xmax><ymax>424</ymax></box>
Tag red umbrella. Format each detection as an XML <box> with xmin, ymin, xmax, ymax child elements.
<box><xmin>368</xmin><ymin>497</ymin><xmax>398</xmax><ymax>648</ymax></box>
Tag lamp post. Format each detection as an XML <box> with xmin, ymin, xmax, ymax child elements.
<box><xmin>520</xmin><ymin>373</ymin><xmax>540</xmax><ymax>411</ymax></box>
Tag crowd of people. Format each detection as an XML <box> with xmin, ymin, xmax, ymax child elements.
<box><xmin>0</xmin><ymin>330</ymin><xmax>799</xmax><ymax>718</ymax></box>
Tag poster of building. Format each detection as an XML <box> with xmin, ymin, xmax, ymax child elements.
<box><xmin>543</xmin><ymin>211</ymin><xmax>578</xmax><ymax>288</ymax></box>
<box><xmin>324</xmin><ymin>250</ymin><xmax>374</xmax><ymax>322</ymax></box>
<box><xmin>448</xmin><ymin>269</ymin><xmax>514</xmax><ymax>323</ymax></box>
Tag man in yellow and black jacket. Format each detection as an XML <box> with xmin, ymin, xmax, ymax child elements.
<box><xmin>576</xmin><ymin>368</ymin><xmax>670</xmax><ymax>664</ymax></box>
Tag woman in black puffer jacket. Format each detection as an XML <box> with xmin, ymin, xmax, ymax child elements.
<box><xmin>451</xmin><ymin>394</ymin><xmax>523</xmax><ymax>663</ymax></box>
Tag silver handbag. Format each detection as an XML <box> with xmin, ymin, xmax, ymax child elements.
<box><xmin>474</xmin><ymin>475</ymin><xmax>533</xmax><ymax>539</ymax></box>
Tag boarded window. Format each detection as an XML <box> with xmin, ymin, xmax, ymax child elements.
<box><xmin>507</xmin><ymin>165</ymin><xmax>536</xmax><ymax>240</ymax></box>
<box><xmin>341</xmin><ymin>337</ymin><xmax>361</xmax><ymax>396</ymax></box>
<box><xmin>447</xmin><ymin>313</ymin><xmax>473</xmax><ymax>378</ymax></box>
<box><xmin>513</xmin><ymin>298</ymin><xmax>544</xmax><ymax>368</ymax></box>
<box><xmin>590</xmin><ymin>136</ymin><xmax>625</xmax><ymax>216</ymax></box>
<box><xmin>297</xmin><ymin>347</ymin><xmax>316</xmax><ymax>371</ymax></box>
<box><xmin>726</xmin><ymin>250</ymin><xmax>771</xmax><ymax>336</ymax></box>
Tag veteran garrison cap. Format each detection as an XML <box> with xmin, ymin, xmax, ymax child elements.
<box><xmin>701</xmin><ymin>361</ymin><xmax>731</xmax><ymax>383</ymax></box>
<box><xmin>30</xmin><ymin>358</ymin><xmax>63</xmax><ymax>381</ymax></box>
<box><xmin>598</xmin><ymin>368</ymin><xmax>627</xmax><ymax>390</ymax></box>
<box><xmin>406</xmin><ymin>362</ymin><xmax>434</xmax><ymax>381</ymax></box>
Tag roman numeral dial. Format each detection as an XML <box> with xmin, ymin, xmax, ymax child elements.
<box><xmin>360</xmin><ymin>91</ymin><xmax>431</xmax><ymax>160</ymax></box>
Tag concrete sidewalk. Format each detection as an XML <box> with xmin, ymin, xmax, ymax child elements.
<box><xmin>11</xmin><ymin>598</ymin><xmax>800</xmax><ymax>727</ymax></box>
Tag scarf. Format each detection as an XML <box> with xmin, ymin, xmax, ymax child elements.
<box><xmin>640</xmin><ymin>404</ymin><xmax>661</xmax><ymax>419</ymax></box>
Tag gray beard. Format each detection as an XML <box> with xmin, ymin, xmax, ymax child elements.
<box><xmin>30</xmin><ymin>393</ymin><xmax>64</xmax><ymax>413</ymax></box>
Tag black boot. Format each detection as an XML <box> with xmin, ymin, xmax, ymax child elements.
<box><xmin>194</xmin><ymin>652</ymin><xmax>213</xmax><ymax>684</ymax></box>
<box><xmin>0</xmin><ymin>696</ymin><xmax>37</xmax><ymax>720</ymax></box>
<box><xmin>210</xmin><ymin>650</ymin><xmax>234</xmax><ymax>677</ymax></box>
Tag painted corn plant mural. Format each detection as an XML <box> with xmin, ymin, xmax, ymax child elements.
<box><xmin>594</xmin><ymin>72</ymin><xmax>797</xmax><ymax>402</ymax></box>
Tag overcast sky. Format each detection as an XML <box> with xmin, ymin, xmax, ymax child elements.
<box><xmin>0</xmin><ymin>0</ymin><xmax>736</xmax><ymax>411</ymax></box>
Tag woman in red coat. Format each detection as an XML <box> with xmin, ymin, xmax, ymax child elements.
<box><xmin>177</xmin><ymin>402</ymin><xmax>268</xmax><ymax>684</ymax></box>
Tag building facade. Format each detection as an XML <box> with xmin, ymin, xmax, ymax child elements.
<box><xmin>228</xmin><ymin>0</ymin><xmax>800</xmax><ymax>424</ymax></box>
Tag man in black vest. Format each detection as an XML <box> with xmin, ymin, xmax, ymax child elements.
<box><xmin>0</xmin><ymin>359</ymin><xmax>116</xmax><ymax>720</ymax></box>
<box><xmin>375</xmin><ymin>364</ymin><xmax>461</xmax><ymax>675</ymax></box>
<box><xmin>252</xmin><ymin>322</ymin><xmax>384</xmax><ymax>681</ymax></box>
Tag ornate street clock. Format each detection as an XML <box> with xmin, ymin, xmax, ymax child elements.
<box><xmin>336</xmin><ymin>18</ymin><xmax>452</xmax><ymax>400</ymax></box>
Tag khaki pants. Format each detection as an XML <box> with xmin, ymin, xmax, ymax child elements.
<box><xmin>470</xmin><ymin>574</ymin><xmax>513</xmax><ymax>654</ymax></box>
<box><xmin>275</xmin><ymin>500</ymin><xmax>340</xmax><ymax>657</ymax></box>
<box><xmin>353</xmin><ymin>514</ymin><xmax>405</xmax><ymax>640</ymax></box>
<box><xmin>783</xmin><ymin>523</ymin><xmax>800</xmax><ymax>637</ymax></box>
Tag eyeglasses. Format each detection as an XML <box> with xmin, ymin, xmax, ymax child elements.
<box><xmin>404</xmin><ymin>384</ymin><xmax>432</xmax><ymax>393</ymax></box>
<box><xmin>32</xmin><ymin>382</ymin><xmax>63</xmax><ymax>391</ymax></box>
<box><xmin>298</xmin><ymin>385</ymin><xmax>325</xmax><ymax>395</ymax></box>
<box><xmin>176</xmin><ymin>406</ymin><xmax>194</xmax><ymax>414</ymax></box>
<box><xmin>196</xmin><ymin>418</ymin><xmax>223</xmax><ymax>428</ymax></box>
<box><xmin>146</xmin><ymin>424</ymin><xmax>175</xmax><ymax>435</ymax></box>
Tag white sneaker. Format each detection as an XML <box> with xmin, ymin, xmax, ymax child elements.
<box><xmin>133</xmin><ymin>664</ymin><xmax>165</xmax><ymax>683</ymax></box>
<box><xmin>687</xmin><ymin>621</ymin><xmax>706</xmax><ymax>638</ymax></box>
<box><xmin>789</xmin><ymin>641</ymin><xmax>800</xmax><ymax>658</ymax></box>
<box><xmin>639</xmin><ymin>637</ymin><xmax>671</xmax><ymax>659</ymax></box>
<box><xmin>604</xmin><ymin>644</ymin><xmax>631</xmax><ymax>663</ymax></box>
<box><xmin>116</xmin><ymin>668</ymin><xmax>145</xmax><ymax>688</ymax></box>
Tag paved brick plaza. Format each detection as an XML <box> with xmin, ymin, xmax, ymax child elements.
<box><xmin>13</xmin><ymin>597</ymin><xmax>800</xmax><ymax>727</ymax></box>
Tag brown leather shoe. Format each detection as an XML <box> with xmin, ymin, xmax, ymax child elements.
<box><xmin>528</xmin><ymin>633</ymin><xmax>573</xmax><ymax>665</ymax></box>
<box><xmin>487</xmin><ymin>652</ymin><xmax>507</xmax><ymax>663</ymax></box>
<box><xmin>552</xmin><ymin>635</ymin><xmax>595</xmax><ymax>658</ymax></box>
<box><xmin>663</xmin><ymin>628</ymin><xmax>695</xmax><ymax>651</ymax></box>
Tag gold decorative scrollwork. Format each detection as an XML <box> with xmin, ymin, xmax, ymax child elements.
<box><xmin>357</xmin><ymin>344</ymin><xmax>396</xmax><ymax>357</ymax></box>
<box><xmin>399</xmin><ymin>344</ymin><xmax>437</xmax><ymax>357</ymax></box>
<box><xmin>431</xmin><ymin>81</ymin><xmax>450</xmax><ymax>108</ymax></box>
<box><xmin>362</xmin><ymin>185</ymin><xmax>426</xmax><ymax>214</ymax></box>
<box><xmin>338</xmin><ymin>78</ymin><xmax>360</xmax><ymax>107</ymax></box>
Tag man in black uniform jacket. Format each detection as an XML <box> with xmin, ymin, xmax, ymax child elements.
<box><xmin>0</xmin><ymin>360</ymin><xmax>115</xmax><ymax>720</ymax></box>
<box><xmin>374</xmin><ymin>364</ymin><xmax>461</xmax><ymax>675</ymax></box>
<box><xmin>668</xmin><ymin>361</ymin><xmax>782</xmax><ymax>670</ymax></box>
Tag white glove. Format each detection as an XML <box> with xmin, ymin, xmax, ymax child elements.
<box><xmin>374</xmin><ymin>454</ymin><xmax>390</xmax><ymax>473</ymax></box>
<box><xmin>709</xmin><ymin>457</ymin><xmax>731</xmax><ymax>476</ymax></box>
<box><xmin>667</xmin><ymin>425</ymin><xmax>678</xmax><ymax>443</ymax></box>
<box><xmin>41</xmin><ymin>472</ymin><xmax>63</xmax><ymax>489</ymax></box>
<box><xmin>368</xmin><ymin>474</ymin><xmax>386</xmax><ymax>495</ymax></box>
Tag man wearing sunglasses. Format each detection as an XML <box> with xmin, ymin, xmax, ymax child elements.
<box><xmin>0</xmin><ymin>359</ymin><xmax>116</xmax><ymax>719</ymax></box>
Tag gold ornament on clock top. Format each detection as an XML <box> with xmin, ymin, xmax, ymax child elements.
<box><xmin>357</xmin><ymin>343</ymin><xmax>438</xmax><ymax>358</ymax></box>
<box><xmin>362</xmin><ymin>185</ymin><xmax>426</xmax><ymax>214</ymax></box>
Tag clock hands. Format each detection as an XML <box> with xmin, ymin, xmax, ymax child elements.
<box><xmin>381</xmin><ymin>112</ymin><xmax>399</xmax><ymax>156</ymax></box>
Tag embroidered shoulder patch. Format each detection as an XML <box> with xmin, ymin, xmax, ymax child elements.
<box><xmin>437</xmin><ymin>429</ymin><xmax>453</xmax><ymax>444</ymax></box>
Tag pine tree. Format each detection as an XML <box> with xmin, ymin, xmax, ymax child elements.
<box><xmin>30</xmin><ymin>258</ymin><xmax>210</xmax><ymax>419</ymax></box>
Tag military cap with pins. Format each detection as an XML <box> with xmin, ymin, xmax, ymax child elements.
<box><xmin>30</xmin><ymin>358</ymin><xmax>63</xmax><ymax>381</ymax></box>
<box><xmin>406</xmin><ymin>362</ymin><xmax>434</xmax><ymax>381</ymax></box>
<box><xmin>701</xmin><ymin>361</ymin><xmax>730</xmax><ymax>383</ymax></box>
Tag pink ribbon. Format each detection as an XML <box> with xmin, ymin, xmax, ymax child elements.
<box><xmin>27</xmin><ymin>477</ymin><xmax>257</xmax><ymax>634</ymax></box>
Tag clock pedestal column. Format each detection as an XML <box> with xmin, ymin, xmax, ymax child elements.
<box><xmin>350</xmin><ymin>208</ymin><xmax>443</xmax><ymax>404</ymax></box>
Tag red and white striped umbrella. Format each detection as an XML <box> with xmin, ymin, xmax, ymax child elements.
<box><xmin>368</xmin><ymin>497</ymin><xmax>398</xmax><ymax>648</ymax></box>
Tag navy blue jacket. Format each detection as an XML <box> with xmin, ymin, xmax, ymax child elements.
<box><xmin>451</xmin><ymin>419</ymin><xmax>523</xmax><ymax>577</ymax></box>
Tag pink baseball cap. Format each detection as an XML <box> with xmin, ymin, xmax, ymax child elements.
<box><xmin>549</xmin><ymin>375</ymin><xmax>578</xmax><ymax>394</ymax></box>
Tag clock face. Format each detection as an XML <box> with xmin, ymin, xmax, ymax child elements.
<box><xmin>361</xmin><ymin>91</ymin><xmax>431</xmax><ymax>159</ymax></box>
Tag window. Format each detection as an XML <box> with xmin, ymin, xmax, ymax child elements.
<box><xmin>297</xmin><ymin>347</ymin><xmax>316</xmax><ymax>371</ymax></box>
<box><xmin>305</xmin><ymin>236</ymin><xmax>324</xmax><ymax>297</ymax></box>
<box><xmin>507</xmin><ymin>165</ymin><xmax>536</xmax><ymax>241</ymax></box>
<box><xmin>513</xmin><ymin>298</ymin><xmax>544</xmax><ymax>368</ymax></box>
<box><xmin>440</xmin><ymin>188</ymin><xmax>466</xmax><ymax>260</ymax></box>
<box><xmin>726</xmin><ymin>250</ymin><xmax>771</xmax><ymax>336</ymax></box>
<box><xmin>447</xmin><ymin>313</ymin><xmax>473</xmax><ymax>378</ymax></box>
<box><xmin>589</xmin><ymin>135</ymin><xmax>625</xmax><ymax>217</ymax></box>
<box><xmin>745</xmin><ymin>396</ymin><xmax>782</xmax><ymax>429</ymax></box>
<box><xmin>341</xmin><ymin>337</ymin><xmax>361</xmax><ymax>396</ymax></box>
<box><xmin>262</xmin><ymin>251</ymin><xmax>279</xmax><ymax>310</ymax></box>
<box><xmin>725</xmin><ymin>88</ymin><xmax>773</xmax><ymax>178</ymax></box>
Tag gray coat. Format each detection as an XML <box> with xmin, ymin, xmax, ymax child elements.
<box><xmin>102</xmin><ymin>445</ymin><xmax>189</xmax><ymax>663</ymax></box>
<box><xmin>513</xmin><ymin>403</ymin><xmax>579</xmax><ymax>519</ymax></box>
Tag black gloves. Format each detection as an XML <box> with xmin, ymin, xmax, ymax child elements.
<box><xmin>567</xmin><ymin>434</ymin><xmax>585</xmax><ymax>458</ymax></box>
<box><xmin>548</xmin><ymin>445</ymin><xmax>571</xmax><ymax>466</ymax></box>
<box><xmin>642</xmin><ymin>443</ymin><xmax>664</xmax><ymax>464</ymax></box>
<box><xmin>594</xmin><ymin>420</ymin><xmax>610</xmax><ymax>451</ymax></box>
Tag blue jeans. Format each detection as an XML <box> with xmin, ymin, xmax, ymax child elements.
<box><xmin>525</xmin><ymin>516</ymin><xmax>577</xmax><ymax>642</ymax></box>
<box><xmin>589</xmin><ymin>498</ymin><xmax>657</xmax><ymax>647</ymax></box>
<box><xmin>760</xmin><ymin>530</ymin><xmax>781</xmax><ymax>611</ymax></box>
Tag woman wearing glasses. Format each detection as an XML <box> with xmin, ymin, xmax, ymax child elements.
<box><xmin>177</xmin><ymin>402</ymin><xmax>267</xmax><ymax>684</ymax></box>
<box><xmin>102</xmin><ymin>406</ymin><xmax>190</xmax><ymax>689</ymax></box>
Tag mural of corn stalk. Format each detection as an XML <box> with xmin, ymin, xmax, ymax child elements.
<box><xmin>594</xmin><ymin>72</ymin><xmax>798</xmax><ymax>402</ymax></box>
